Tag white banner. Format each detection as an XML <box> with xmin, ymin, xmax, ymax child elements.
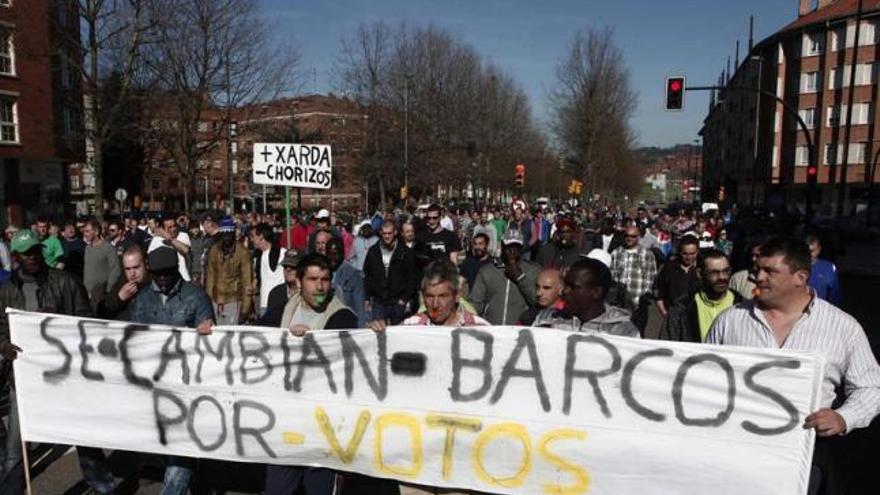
<box><xmin>9</xmin><ymin>310</ymin><xmax>823</xmax><ymax>495</ymax></box>
<box><xmin>252</xmin><ymin>142</ymin><xmax>332</xmax><ymax>189</ymax></box>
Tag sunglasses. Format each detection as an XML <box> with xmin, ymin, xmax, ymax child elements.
<box><xmin>426</xmin><ymin>215</ymin><xmax>440</xmax><ymax>220</ymax></box>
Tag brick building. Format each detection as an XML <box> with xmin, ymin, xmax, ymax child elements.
<box><xmin>0</xmin><ymin>0</ymin><xmax>83</xmax><ymax>226</ymax></box>
<box><xmin>141</xmin><ymin>94</ymin><xmax>369</xmax><ymax>213</ymax></box>
<box><xmin>702</xmin><ymin>0</ymin><xmax>880</xmax><ymax>213</ymax></box>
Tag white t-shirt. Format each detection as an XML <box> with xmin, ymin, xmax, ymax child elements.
<box><xmin>440</xmin><ymin>215</ymin><xmax>454</xmax><ymax>232</ymax></box>
<box><xmin>148</xmin><ymin>232</ymin><xmax>192</xmax><ymax>281</ymax></box>
<box><xmin>259</xmin><ymin>247</ymin><xmax>286</xmax><ymax>309</ymax></box>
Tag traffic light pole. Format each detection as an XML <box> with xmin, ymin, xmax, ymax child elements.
<box><xmin>686</xmin><ymin>85</ymin><xmax>817</xmax><ymax>222</ymax></box>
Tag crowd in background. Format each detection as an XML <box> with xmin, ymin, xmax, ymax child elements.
<box><xmin>0</xmin><ymin>198</ymin><xmax>873</xmax><ymax>495</ymax></box>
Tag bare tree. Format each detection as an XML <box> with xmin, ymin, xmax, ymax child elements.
<box><xmin>336</xmin><ymin>22</ymin><xmax>549</xmax><ymax>205</ymax></box>
<box><xmin>59</xmin><ymin>0</ymin><xmax>156</xmax><ymax>219</ymax></box>
<box><xmin>141</xmin><ymin>0</ymin><xmax>299</xmax><ymax>213</ymax></box>
<box><xmin>551</xmin><ymin>28</ymin><xmax>640</xmax><ymax>201</ymax></box>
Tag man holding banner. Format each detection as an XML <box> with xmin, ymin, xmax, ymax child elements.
<box><xmin>0</xmin><ymin>230</ymin><xmax>117</xmax><ymax>495</ymax></box>
<box><xmin>129</xmin><ymin>246</ymin><xmax>214</xmax><ymax>495</ymax></box>
<box><xmin>708</xmin><ymin>236</ymin><xmax>880</xmax><ymax>494</ymax></box>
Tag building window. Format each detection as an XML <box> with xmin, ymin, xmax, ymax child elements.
<box><xmin>795</xmin><ymin>146</ymin><xmax>810</xmax><ymax>166</ymax></box>
<box><xmin>168</xmin><ymin>178</ymin><xmax>179</xmax><ymax>188</ymax></box>
<box><xmin>832</xmin><ymin>21</ymin><xmax>877</xmax><ymax>51</ymax></box>
<box><xmin>70</xmin><ymin>175</ymin><xmax>81</xmax><ymax>190</ymax></box>
<box><xmin>825</xmin><ymin>143</ymin><xmax>867</xmax><ymax>165</ymax></box>
<box><xmin>827</xmin><ymin>103</ymin><xmax>871</xmax><ymax>126</ymax></box>
<box><xmin>0</xmin><ymin>27</ymin><xmax>13</xmax><ymax>76</ymax></box>
<box><xmin>800</xmin><ymin>71</ymin><xmax>820</xmax><ymax>93</ymax></box>
<box><xmin>772</xmin><ymin>145</ymin><xmax>779</xmax><ymax>169</ymax></box>
<box><xmin>803</xmin><ymin>33</ymin><xmax>824</xmax><ymax>56</ymax></box>
<box><xmin>798</xmin><ymin>108</ymin><xmax>816</xmax><ymax>129</ymax></box>
<box><xmin>829</xmin><ymin>63</ymin><xmax>877</xmax><ymax>89</ymax></box>
<box><xmin>197</xmin><ymin>121</ymin><xmax>208</xmax><ymax>132</ymax></box>
<box><xmin>0</xmin><ymin>97</ymin><xmax>17</xmax><ymax>143</ymax></box>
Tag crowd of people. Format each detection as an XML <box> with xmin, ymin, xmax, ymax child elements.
<box><xmin>0</xmin><ymin>199</ymin><xmax>876</xmax><ymax>494</ymax></box>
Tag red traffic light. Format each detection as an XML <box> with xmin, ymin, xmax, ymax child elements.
<box><xmin>665</xmin><ymin>76</ymin><xmax>685</xmax><ymax>111</ymax></box>
<box><xmin>807</xmin><ymin>165</ymin><xmax>818</xmax><ymax>177</ymax></box>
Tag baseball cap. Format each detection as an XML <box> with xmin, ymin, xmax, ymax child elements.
<box><xmin>218</xmin><ymin>217</ymin><xmax>236</xmax><ymax>233</ymax></box>
<box><xmin>315</xmin><ymin>208</ymin><xmax>330</xmax><ymax>220</ymax></box>
<box><xmin>501</xmin><ymin>229</ymin><xmax>524</xmax><ymax>246</ymax></box>
<box><xmin>355</xmin><ymin>219</ymin><xmax>371</xmax><ymax>232</ymax></box>
<box><xmin>280</xmin><ymin>250</ymin><xmax>301</xmax><ymax>268</ymax></box>
<box><xmin>10</xmin><ymin>229</ymin><xmax>42</xmax><ymax>254</ymax></box>
<box><xmin>148</xmin><ymin>246</ymin><xmax>178</xmax><ymax>272</ymax></box>
<box><xmin>585</xmin><ymin>248</ymin><xmax>612</xmax><ymax>268</ymax></box>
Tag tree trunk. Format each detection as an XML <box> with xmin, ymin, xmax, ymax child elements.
<box><xmin>92</xmin><ymin>135</ymin><xmax>105</xmax><ymax>220</ymax></box>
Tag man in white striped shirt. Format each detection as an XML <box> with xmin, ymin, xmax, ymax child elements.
<box><xmin>707</xmin><ymin>236</ymin><xmax>880</xmax><ymax>494</ymax></box>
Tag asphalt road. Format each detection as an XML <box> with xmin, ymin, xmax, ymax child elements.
<box><xmin>27</xmin><ymin>271</ymin><xmax>880</xmax><ymax>494</ymax></box>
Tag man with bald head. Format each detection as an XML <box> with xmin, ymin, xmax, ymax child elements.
<box><xmin>520</xmin><ymin>268</ymin><xmax>563</xmax><ymax>325</ymax></box>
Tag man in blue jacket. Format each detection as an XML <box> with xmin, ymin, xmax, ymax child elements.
<box><xmin>806</xmin><ymin>234</ymin><xmax>841</xmax><ymax>306</ymax></box>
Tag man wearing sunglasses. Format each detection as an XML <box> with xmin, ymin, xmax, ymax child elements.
<box><xmin>415</xmin><ymin>204</ymin><xmax>462</xmax><ymax>265</ymax></box>
<box><xmin>610</xmin><ymin>224</ymin><xmax>657</xmax><ymax>333</ymax></box>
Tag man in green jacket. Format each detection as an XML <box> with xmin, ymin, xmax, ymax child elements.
<box><xmin>470</xmin><ymin>228</ymin><xmax>539</xmax><ymax>325</ymax></box>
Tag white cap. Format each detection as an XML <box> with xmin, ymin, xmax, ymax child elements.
<box><xmin>315</xmin><ymin>208</ymin><xmax>330</xmax><ymax>219</ymax></box>
<box><xmin>586</xmin><ymin>248</ymin><xmax>612</xmax><ymax>268</ymax></box>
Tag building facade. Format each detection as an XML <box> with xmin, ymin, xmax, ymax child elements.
<box><xmin>702</xmin><ymin>0</ymin><xmax>880</xmax><ymax>214</ymax></box>
<box><xmin>0</xmin><ymin>0</ymin><xmax>83</xmax><ymax>226</ymax></box>
<box><xmin>141</xmin><ymin>94</ymin><xmax>369</xmax><ymax>214</ymax></box>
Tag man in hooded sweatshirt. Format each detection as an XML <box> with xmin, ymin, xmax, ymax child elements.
<box><xmin>535</xmin><ymin>257</ymin><xmax>640</xmax><ymax>337</ymax></box>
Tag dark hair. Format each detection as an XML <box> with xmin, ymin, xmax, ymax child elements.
<box><xmin>805</xmin><ymin>233</ymin><xmax>821</xmax><ymax>246</ymax></box>
<box><xmin>87</xmin><ymin>218</ymin><xmax>102</xmax><ymax>233</ymax></box>
<box><xmin>254</xmin><ymin>222</ymin><xmax>274</xmax><ymax>243</ymax></box>
<box><xmin>698</xmin><ymin>248</ymin><xmax>729</xmax><ymax>271</ymax></box>
<box><xmin>568</xmin><ymin>258</ymin><xmax>612</xmax><ymax>298</ymax></box>
<box><xmin>759</xmin><ymin>236</ymin><xmax>811</xmax><ymax>275</ymax></box>
<box><xmin>472</xmin><ymin>232</ymin><xmax>490</xmax><ymax>244</ymax></box>
<box><xmin>122</xmin><ymin>243</ymin><xmax>145</xmax><ymax>261</ymax></box>
<box><xmin>421</xmin><ymin>259</ymin><xmax>460</xmax><ymax>293</ymax></box>
<box><xmin>296</xmin><ymin>253</ymin><xmax>332</xmax><ymax>279</ymax></box>
<box><xmin>427</xmin><ymin>204</ymin><xmax>442</xmax><ymax>214</ymax></box>
<box><xmin>35</xmin><ymin>216</ymin><xmax>49</xmax><ymax>224</ymax></box>
<box><xmin>678</xmin><ymin>235</ymin><xmax>699</xmax><ymax>252</ymax></box>
<box><xmin>326</xmin><ymin>236</ymin><xmax>344</xmax><ymax>253</ymax></box>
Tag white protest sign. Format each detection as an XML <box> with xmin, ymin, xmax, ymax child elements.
<box><xmin>252</xmin><ymin>142</ymin><xmax>332</xmax><ymax>189</ymax></box>
<box><xmin>9</xmin><ymin>310</ymin><xmax>823</xmax><ymax>495</ymax></box>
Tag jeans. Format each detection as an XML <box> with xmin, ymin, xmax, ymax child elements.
<box><xmin>162</xmin><ymin>456</ymin><xmax>196</xmax><ymax>495</ymax></box>
<box><xmin>371</xmin><ymin>299</ymin><xmax>406</xmax><ymax>325</ymax></box>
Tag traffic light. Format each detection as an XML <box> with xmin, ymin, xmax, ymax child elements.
<box><xmin>807</xmin><ymin>164</ymin><xmax>818</xmax><ymax>185</ymax></box>
<box><xmin>665</xmin><ymin>76</ymin><xmax>685</xmax><ymax>111</ymax></box>
<box><xmin>515</xmin><ymin>164</ymin><xmax>525</xmax><ymax>188</ymax></box>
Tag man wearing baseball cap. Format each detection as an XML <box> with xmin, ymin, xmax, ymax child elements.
<box><xmin>129</xmin><ymin>246</ymin><xmax>214</xmax><ymax>495</ymax></box>
<box><xmin>0</xmin><ymin>230</ymin><xmax>116</xmax><ymax>494</ymax></box>
<box><xmin>470</xmin><ymin>228</ymin><xmax>539</xmax><ymax>325</ymax></box>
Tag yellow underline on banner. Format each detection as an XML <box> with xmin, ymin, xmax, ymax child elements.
<box><xmin>282</xmin><ymin>432</ymin><xmax>305</xmax><ymax>445</ymax></box>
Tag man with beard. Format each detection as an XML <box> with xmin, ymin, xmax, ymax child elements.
<box><xmin>536</xmin><ymin>217</ymin><xmax>583</xmax><ymax>269</ymax></box>
<box><xmin>459</xmin><ymin>232</ymin><xmax>493</xmax><ymax>290</ymax></box>
<box><xmin>363</xmin><ymin>220</ymin><xmax>416</xmax><ymax>325</ymax></box>
<box><xmin>659</xmin><ymin>249</ymin><xmax>740</xmax><ymax>342</ymax></box>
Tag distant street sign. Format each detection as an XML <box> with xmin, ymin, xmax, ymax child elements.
<box><xmin>114</xmin><ymin>188</ymin><xmax>128</xmax><ymax>202</ymax></box>
<box><xmin>252</xmin><ymin>143</ymin><xmax>332</xmax><ymax>189</ymax></box>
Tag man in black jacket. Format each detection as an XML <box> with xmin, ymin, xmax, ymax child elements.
<box><xmin>0</xmin><ymin>230</ymin><xmax>116</xmax><ymax>495</ymax></box>
<box><xmin>363</xmin><ymin>220</ymin><xmax>417</xmax><ymax>325</ymax></box>
<box><xmin>659</xmin><ymin>248</ymin><xmax>741</xmax><ymax>343</ymax></box>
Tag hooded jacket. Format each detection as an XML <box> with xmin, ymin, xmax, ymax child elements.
<box><xmin>535</xmin><ymin>304</ymin><xmax>640</xmax><ymax>338</ymax></box>
<box><xmin>470</xmin><ymin>259</ymin><xmax>539</xmax><ymax>325</ymax></box>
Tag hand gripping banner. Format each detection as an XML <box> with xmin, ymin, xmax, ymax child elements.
<box><xmin>8</xmin><ymin>309</ymin><xmax>823</xmax><ymax>494</ymax></box>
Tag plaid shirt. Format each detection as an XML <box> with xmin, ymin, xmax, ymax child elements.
<box><xmin>610</xmin><ymin>246</ymin><xmax>657</xmax><ymax>306</ymax></box>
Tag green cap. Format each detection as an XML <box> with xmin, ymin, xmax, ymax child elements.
<box><xmin>10</xmin><ymin>229</ymin><xmax>42</xmax><ymax>254</ymax></box>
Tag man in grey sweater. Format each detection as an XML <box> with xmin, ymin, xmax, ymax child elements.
<box><xmin>82</xmin><ymin>218</ymin><xmax>121</xmax><ymax>309</ymax></box>
<box><xmin>470</xmin><ymin>228</ymin><xmax>539</xmax><ymax>325</ymax></box>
